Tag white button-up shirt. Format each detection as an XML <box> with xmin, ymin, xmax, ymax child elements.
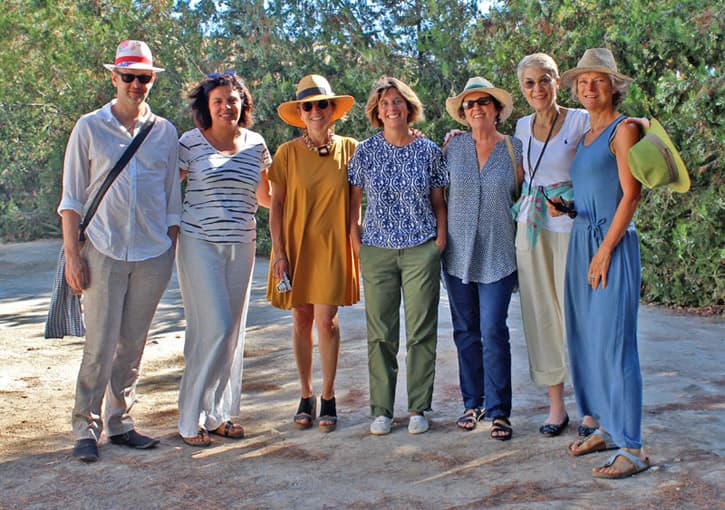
<box><xmin>58</xmin><ymin>101</ymin><xmax>182</xmax><ymax>261</ymax></box>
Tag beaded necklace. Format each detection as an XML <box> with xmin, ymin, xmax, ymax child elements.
<box><xmin>303</xmin><ymin>129</ymin><xmax>334</xmax><ymax>156</ymax></box>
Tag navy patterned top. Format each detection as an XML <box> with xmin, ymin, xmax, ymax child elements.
<box><xmin>348</xmin><ymin>132</ymin><xmax>448</xmax><ymax>249</ymax></box>
<box><xmin>443</xmin><ymin>134</ymin><xmax>522</xmax><ymax>284</ymax></box>
<box><xmin>179</xmin><ymin>128</ymin><xmax>271</xmax><ymax>244</ymax></box>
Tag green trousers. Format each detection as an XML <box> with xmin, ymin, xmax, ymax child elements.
<box><xmin>359</xmin><ymin>239</ymin><xmax>440</xmax><ymax>418</ymax></box>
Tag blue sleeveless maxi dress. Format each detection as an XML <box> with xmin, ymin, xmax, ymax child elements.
<box><xmin>565</xmin><ymin>115</ymin><xmax>643</xmax><ymax>449</ymax></box>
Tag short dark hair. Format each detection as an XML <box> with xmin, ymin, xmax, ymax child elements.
<box><xmin>188</xmin><ymin>73</ymin><xmax>254</xmax><ymax>129</ymax></box>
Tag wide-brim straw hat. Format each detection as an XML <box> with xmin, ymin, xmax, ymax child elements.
<box><xmin>628</xmin><ymin>118</ymin><xmax>690</xmax><ymax>193</ymax></box>
<box><xmin>103</xmin><ymin>40</ymin><xmax>164</xmax><ymax>72</ymax></box>
<box><xmin>277</xmin><ymin>74</ymin><xmax>355</xmax><ymax>128</ymax></box>
<box><xmin>560</xmin><ymin>48</ymin><xmax>632</xmax><ymax>87</ymax></box>
<box><xmin>445</xmin><ymin>77</ymin><xmax>513</xmax><ymax>126</ymax></box>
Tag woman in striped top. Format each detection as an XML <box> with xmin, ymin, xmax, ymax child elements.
<box><xmin>176</xmin><ymin>72</ymin><xmax>272</xmax><ymax>447</ymax></box>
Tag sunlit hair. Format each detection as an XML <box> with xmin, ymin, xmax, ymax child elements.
<box><xmin>457</xmin><ymin>93</ymin><xmax>504</xmax><ymax>126</ymax></box>
<box><xmin>188</xmin><ymin>73</ymin><xmax>254</xmax><ymax>129</ymax></box>
<box><xmin>517</xmin><ymin>53</ymin><xmax>560</xmax><ymax>84</ymax></box>
<box><xmin>570</xmin><ymin>73</ymin><xmax>630</xmax><ymax>108</ymax></box>
<box><xmin>364</xmin><ymin>76</ymin><xmax>424</xmax><ymax>128</ymax></box>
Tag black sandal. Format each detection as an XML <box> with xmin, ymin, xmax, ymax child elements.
<box><xmin>490</xmin><ymin>416</ymin><xmax>513</xmax><ymax>441</ymax></box>
<box><xmin>456</xmin><ymin>408</ymin><xmax>483</xmax><ymax>431</ymax></box>
<box><xmin>294</xmin><ymin>395</ymin><xmax>316</xmax><ymax>429</ymax></box>
<box><xmin>318</xmin><ymin>396</ymin><xmax>337</xmax><ymax>433</ymax></box>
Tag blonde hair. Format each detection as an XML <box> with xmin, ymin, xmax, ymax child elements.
<box><xmin>364</xmin><ymin>76</ymin><xmax>424</xmax><ymax>128</ymax></box>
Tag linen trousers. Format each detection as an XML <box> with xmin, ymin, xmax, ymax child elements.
<box><xmin>515</xmin><ymin>225</ymin><xmax>570</xmax><ymax>386</ymax></box>
<box><xmin>176</xmin><ymin>234</ymin><xmax>255</xmax><ymax>438</ymax></box>
<box><xmin>72</xmin><ymin>242</ymin><xmax>174</xmax><ymax>440</ymax></box>
<box><xmin>359</xmin><ymin>239</ymin><xmax>440</xmax><ymax>418</ymax></box>
<box><xmin>442</xmin><ymin>270</ymin><xmax>516</xmax><ymax>419</ymax></box>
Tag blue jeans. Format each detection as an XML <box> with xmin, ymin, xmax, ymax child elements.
<box><xmin>443</xmin><ymin>271</ymin><xmax>516</xmax><ymax>419</ymax></box>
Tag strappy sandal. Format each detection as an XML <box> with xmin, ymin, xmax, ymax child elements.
<box><xmin>211</xmin><ymin>420</ymin><xmax>244</xmax><ymax>439</ymax></box>
<box><xmin>294</xmin><ymin>395</ymin><xmax>316</xmax><ymax>429</ymax></box>
<box><xmin>181</xmin><ymin>428</ymin><xmax>211</xmax><ymax>447</ymax></box>
<box><xmin>490</xmin><ymin>416</ymin><xmax>513</xmax><ymax>441</ymax></box>
<box><xmin>568</xmin><ymin>429</ymin><xmax>618</xmax><ymax>457</ymax></box>
<box><xmin>456</xmin><ymin>408</ymin><xmax>483</xmax><ymax>431</ymax></box>
<box><xmin>318</xmin><ymin>396</ymin><xmax>338</xmax><ymax>433</ymax></box>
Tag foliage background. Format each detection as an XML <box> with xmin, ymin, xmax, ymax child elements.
<box><xmin>0</xmin><ymin>0</ymin><xmax>722</xmax><ymax>311</ymax></box>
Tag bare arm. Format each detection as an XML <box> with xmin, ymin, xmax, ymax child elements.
<box><xmin>269</xmin><ymin>180</ymin><xmax>287</xmax><ymax>280</ymax></box>
<box><xmin>431</xmin><ymin>187</ymin><xmax>447</xmax><ymax>252</ymax></box>
<box><xmin>349</xmin><ymin>185</ymin><xmax>363</xmax><ymax>255</ymax></box>
<box><xmin>588</xmin><ymin>122</ymin><xmax>642</xmax><ymax>290</ymax></box>
<box><xmin>256</xmin><ymin>168</ymin><xmax>272</xmax><ymax>209</ymax></box>
<box><xmin>61</xmin><ymin>210</ymin><xmax>88</xmax><ymax>292</ymax></box>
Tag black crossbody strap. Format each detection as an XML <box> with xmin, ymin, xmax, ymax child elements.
<box><xmin>79</xmin><ymin>116</ymin><xmax>156</xmax><ymax>241</ymax></box>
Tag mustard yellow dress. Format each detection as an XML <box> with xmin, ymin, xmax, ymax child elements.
<box><xmin>266</xmin><ymin>136</ymin><xmax>360</xmax><ymax>309</ymax></box>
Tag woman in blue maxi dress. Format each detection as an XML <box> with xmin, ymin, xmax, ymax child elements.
<box><xmin>555</xmin><ymin>48</ymin><xmax>650</xmax><ymax>479</ymax></box>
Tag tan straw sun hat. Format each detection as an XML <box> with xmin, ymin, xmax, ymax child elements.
<box><xmin>277</xmin><ymin>74</ymin><xmax>355</xmax><ymax>128</ymax></box>
<box><xmin>445</xmin><ymin>77</ymin><xmax>513</xmax><ymax>126</ymax></box>
<box><xmin>560</xmin><ymin>48</ymin><xmax>632</xmax><ymax>87</ymax></box>
<box><xmin>103</xmin><ymin>40</ymin><xmax>164</xmax><ymax>72</ymax></box>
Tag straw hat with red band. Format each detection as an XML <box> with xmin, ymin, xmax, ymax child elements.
<box><xmin>278</xmin><ymin>75</ymin><xmax>355</xmax><ymax>128</ymax></box>
<box><xmin>103</xmin><ymin>40</ymin><xmax>164</xmax><ymax>73</ymax></box>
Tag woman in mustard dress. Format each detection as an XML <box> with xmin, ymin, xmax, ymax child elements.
<box><xmin>267</xmin><ymin>75</ymin><xmax>359</xmax><ymax>432</ymax></box>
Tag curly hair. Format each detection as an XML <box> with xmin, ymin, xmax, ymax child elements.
<box><xmin>188</xmin><ymin>72</ymin><xmax>254</xmax><ymax>129</ymax></box>
<box><xmin>364</xmin><ymin>76</ymin><xmax>424</xmax><ymax>129</ymax></box>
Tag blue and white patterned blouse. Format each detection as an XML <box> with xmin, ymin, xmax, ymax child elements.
<box><xmin>348</xmin><ymin>132</ymin><xmax>448</xmax><ymax>249</ymax></box>
<box><xmin>443</xmin><ymin>134</ymin><xmax>522</xmax><ymax>284</ymax></box>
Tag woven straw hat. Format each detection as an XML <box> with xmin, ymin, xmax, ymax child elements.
<box><xmin>277</xmin><ymin>75</ymin><xmax>355</xmax><ymax>128</ymax></box>
<box><xmin>560</xmin><ymin>48</ymin><xmax>632</xmax><ymax>87</ymax></box>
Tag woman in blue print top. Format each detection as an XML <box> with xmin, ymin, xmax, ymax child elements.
<box><xmin>348</xmin><ymin>76</ymin><xmax>448</xmax><ymax>437</ymax></box>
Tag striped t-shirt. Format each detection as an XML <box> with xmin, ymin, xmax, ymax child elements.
<box><xmin>179</xmin><ymin>128</ymin><xmax>271</xmax><ymax>243</ymax></box>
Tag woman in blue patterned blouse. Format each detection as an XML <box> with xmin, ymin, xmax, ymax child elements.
<box><xmin>348</xmin><ymin>76</ymin><xmax>448</xmax><ymax>436</ymax></box>
<box><xmin>442</xmin><ymin>77</ymin><xmax>523</xmax><ymax>440</ymax></box>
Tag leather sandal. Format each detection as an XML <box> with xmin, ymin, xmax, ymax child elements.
<box><xmin>211</xmin><ymin>420</ymin><xmax>244</xmax><ymax>439</ymax></box>
<box><xmin>456</xmin><ymin>408</ymin><xmax>483</xmax><ymax>431</ymax></box>
<box><xmin>318</xmin><ymin>396</ymin><xmax>337</xmax><ymax>433</ymax></box>
<box><xmin>181</xmin><ymin>428</ymin><xmax>211</xmax><ymax>447</ymax></box>
<box><xmin>294</xmin><ymin>395</ymin><xmax>316</xmax><ymax>429</ymax></box>
<box><xmin>490</xmin><ymin>416</ymin><xmax>513</xmax><ymax>441</ymax></box>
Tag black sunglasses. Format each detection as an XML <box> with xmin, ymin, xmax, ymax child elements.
<box><xmin>462</xmin><ymin>97</ymin><xmax>493</xmax><ymax>109</ymax></box>
<box><xmin>542</xmin><ymin>190</ymin><xmax>577</xmax><ymax>218</ymax></box>
<box><xmin>301</xmin><ymin>100</ymin><xmax>330</xmax><ymax>112</ymax></box>
<box><xmin>115</xmin><ymin>71</ymin><xmax>153</xmax><ymax>84</ymax></box>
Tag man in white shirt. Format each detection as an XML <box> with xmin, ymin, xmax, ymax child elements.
<box><xmin>58</xmin><ymin>40</ymin><xmax>182</xmax><ymax>462</ymax></box>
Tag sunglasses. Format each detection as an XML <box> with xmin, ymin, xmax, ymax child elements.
<box><xmin>115</xmin><ymin>71</ymin><xmax>153</xmax><ymax>84</ymax></box>
<box><xmin>522</xmin><ymin>75</ymin><xmax>554</xmax><ymax>90</ymax></box>
<box><xmin>462</xmin><ymin>97</ymin><xmax>493</xmax><ymax>109</ymax></box>
<box><xmin>301</xmin><ymin>100</ymin><xmax>330</xmax><ymax>112</ymax></box>
<box><xmin>543</xmin><ymin>191</ymin><xmax>577</xmax><ymax>218</ymax></box>
<box><xmin>206</xmin><ymin>70</ymin><xmax>237</xmax><ymax>80</ymax></box>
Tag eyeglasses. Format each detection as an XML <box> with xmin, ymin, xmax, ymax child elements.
<box><xmin>116</xmin><ymin>71</ymin><xmax>153</xmax><ymax>84</ymax></box>
<box><xmin>462</xmin><ymin>97</ymin><xmax>493</xmax><ymax>109</ymax></box>
<box><xmin>301</xmin><ymin>100</ymin><xmax>330</xmax><ymax>112</ymax></box>
<box><xmin>206</xmin><ymin>70</ymin><xmax>236</xmax><ymax>80</ymax></box>
<box><xmin>522</xmin><ymin>75</ymin><xmax>554</xmax><ymax>90</ymax></box>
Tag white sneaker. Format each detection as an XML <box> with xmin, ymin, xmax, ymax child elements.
<box><xmin>370</xmin><ymin>416</ymin><xmax>392</xmax><ymax>435</ymax></box>
<box><xmin>408</xmin><ymin>414</ymin><xmax>429</xmax><ymax>434</ymax></box>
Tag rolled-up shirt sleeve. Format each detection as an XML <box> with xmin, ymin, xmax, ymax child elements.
<box><xmin>57</xmin><ymin>117</ymin><xmax>91</xmax><ymax>216</ymax></box>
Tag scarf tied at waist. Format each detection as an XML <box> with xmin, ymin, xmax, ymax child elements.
<box><xmin>511</xmin><ymin>180</ymin><xmax>574</xmax><ymax>248</ymax></box>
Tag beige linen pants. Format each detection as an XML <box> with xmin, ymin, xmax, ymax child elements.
<box><xmin>72</xmin><ymin>242</ymin><xmax>174</xmax><ymax>440</ymax></box>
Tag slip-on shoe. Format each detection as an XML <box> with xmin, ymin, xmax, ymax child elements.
<box><xmin>109</xmin><ymin>429</ymin><xmax>160</xmax><ymax>449</ymax></box>
<box><xmin>72</xmin><ymin>438</ymin><xmax>99</xmax><ymax>462</ymax></box>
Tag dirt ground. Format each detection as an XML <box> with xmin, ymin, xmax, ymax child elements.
<box><xmin>0</xmin><ymin>239</ymin><xmax>723</xmax><ymax>510</ymax></box>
